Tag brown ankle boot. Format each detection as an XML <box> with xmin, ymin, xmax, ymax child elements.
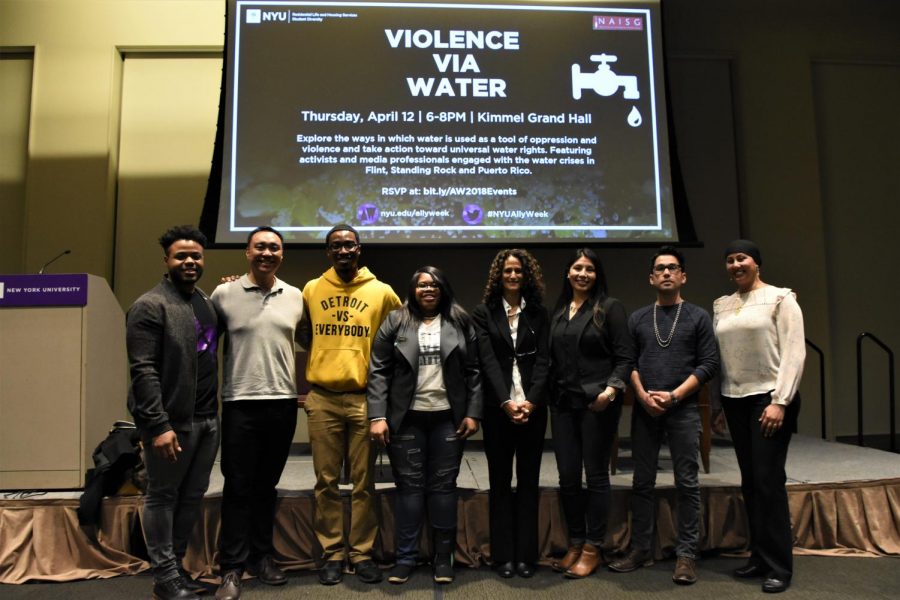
<box><xmin>565</xmin><ymin>543</ymin><xmax>601</xmax><ymax>578</ymax></box>
<box><xmin>551</xmin><ymin>545</ymin><xmax>583</xmax><ymax>572</ymax></box>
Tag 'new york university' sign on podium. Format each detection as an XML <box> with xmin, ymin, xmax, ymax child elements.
<box><xmin>0</xmin><ymin>274</ymin><xmax>89</xmax><ymax>307</ymax></box>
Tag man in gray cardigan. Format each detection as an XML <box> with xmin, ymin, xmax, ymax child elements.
<box><xmin>127</xmin><ymin>225</ymin><xmax>219</xmax><ymax>600</ymax></box>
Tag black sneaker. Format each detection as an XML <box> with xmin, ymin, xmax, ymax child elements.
<box><xmin>388</xmin><ymin>564</ymin><xmax>414</xmax><ymax>584</ymax></box>
<box><xmin>353</xmin><ymin>559</ymin><xmax>383</xmax><ymax>583</ymax></box>
<box><xmin>153</xmin><ymin>577</ymin><xmax>200</xmax><ymax>600</ymax></box>
<box><xmin>433</xmin><ymin>554</ymin><xmax>454</xmax><ymax>584</ymax></box>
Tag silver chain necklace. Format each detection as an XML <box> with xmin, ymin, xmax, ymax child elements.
<box><xmin>653</xmin><ymin>301</ymin><xmax>683</xmax><ymax>348</ymax></box>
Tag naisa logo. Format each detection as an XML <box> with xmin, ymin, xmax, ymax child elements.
<box><xmin>246</xmin><ymin>9</ymin><xmax>261</xmax><ymax>24</ymax></box>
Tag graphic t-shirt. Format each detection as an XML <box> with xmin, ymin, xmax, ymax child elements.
<box><xmin>412</xmin><ymin>316</ymin><xmax>451</xmax><ymax>412</ymax></box>
<box><xmin>190</xmin><ymin>293</ymin><xmax>218</xmax><ymax>417</ymax></box>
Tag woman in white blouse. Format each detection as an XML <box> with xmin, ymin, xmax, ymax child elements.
<box><xmin>713</xmin><ymin>240</ymin><xmax>804</xmax><ymax>595</ymax></box>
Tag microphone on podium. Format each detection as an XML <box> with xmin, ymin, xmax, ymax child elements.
<box><xmin>38</xmin><ymin>249</ymin><xmax>72</xmax><ymax>274</ymax></box>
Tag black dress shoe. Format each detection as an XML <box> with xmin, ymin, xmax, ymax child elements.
<box><xmin>762</xmin><ymin>577</ymin><xmax>790</xmax><ymax>593</ymax></box>
<box><xmin>153</xmin><ymin>578</ymin><xmax>200</xmax><ymax>600</ymax></box>
<box><xmin>495</xmin><ymin>561</ymin><xmax>515</xmax><ymax>578</ymax></box>
<box><xmin>319</xmin><ymin>560</ymin><xmax>344</xmax><ymax>585</ymax></box>
<box><xmin>733</xmin><ymin>562</ymin><xmax>768</xmax><ymax>578</ymax></box>
<box><xmin>249</xmin><ymin>556</ymin><xmax>286</xmax><ymax>586</ymax></box>
<box><xmin>516</xmin><ymin>562</ymin><xmax>536</xmax><ymax>578</ymax></box>
<box><xmin>177</xmin><ymin>568</ymin><xmax>206</xmax><ymax>594</ymax></box>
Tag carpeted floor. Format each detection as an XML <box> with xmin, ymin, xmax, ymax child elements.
<box><xmin>2</xmin><ymin>554</ymin><xmax>898</xmax><ymax>599</ymax></box>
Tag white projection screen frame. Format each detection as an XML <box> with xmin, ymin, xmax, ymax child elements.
<box><xmin>211</xmin><ymin>0</ymin><xmax>679</xmax><ymax>245</ymax></box>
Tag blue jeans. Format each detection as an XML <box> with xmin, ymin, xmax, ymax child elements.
<box><xmin>630</xmin><ymin>398</ymin><xmax>701</xmax><ymax>558</ymax></box>
<box><xmin>388</xmin><ymin>410</ymin><xmax>464</xmax><ymax>565</ymax></box>
<box><xmin>142</xmin><ymin>416</ymin><xmax>219</xmax><ymax>583</ymax></box>
<box><xmin>551</xmin><ymin>401</ymin><xmax>622</xmax><ymax>546</ymax></box>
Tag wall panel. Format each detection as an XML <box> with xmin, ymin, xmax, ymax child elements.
<box><xmin>115</xmin><ymin>53</ymin><xmax>222</xmax><ymax>308</ymax></box>
<box><xmin>813</xmin><ymin>61</ymin><xmax>900</xmax><ymax>438</ymax></box>
<box><xmin>0</xmin><ymin>52</ymin><xmax>33</xmax><ymax>274</ymax></box>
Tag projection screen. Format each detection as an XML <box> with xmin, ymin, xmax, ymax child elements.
<box><xmin>207</xmin><ymin>0</ymin><xmax>680</xmax><ymax>245</ymax></box>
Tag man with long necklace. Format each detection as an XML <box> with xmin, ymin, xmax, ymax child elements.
<box><xmin>608</xmin><ymin>246</ymin><xmax>718</xmax><ymax>585</ymax></box>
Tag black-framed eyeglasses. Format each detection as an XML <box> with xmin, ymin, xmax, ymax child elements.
<box><xmin>328</xmin><ymin>241</ymin><xmax>359</xmax><ymax>252</ymax></box>
<box><xmin>416</xmin><ymin>281</ymin><xmax>440</xmax><ymax>290</ymax></box>
<box><xmin>653</xmin><ymin>263</ymin><xmax>682</xmax><ymax>273</ymax></box>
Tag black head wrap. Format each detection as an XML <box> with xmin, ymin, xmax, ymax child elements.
<box><xmin>724</xmin><ymin>239</ymin><xmax>762</xmax><ymax>266</ymax></box>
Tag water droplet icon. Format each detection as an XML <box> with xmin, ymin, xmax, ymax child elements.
<box><xmin>627</xmin><ymin>106</ymin><xmax>642</xmax><ymax>127</ymax></box>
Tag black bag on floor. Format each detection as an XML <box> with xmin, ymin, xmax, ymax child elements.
<box><xmin>77</xmin><ymin>421</ymin><xmax>145</xmax><ymax>527</ymax></box>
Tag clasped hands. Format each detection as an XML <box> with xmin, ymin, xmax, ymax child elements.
<box><xmin>640</xmin><ymin>390</ymin><xmax>676</xmax><ymax>417</ymax></box>
<box><xmin>503</xmin><ymin>400</ymin><xmax>535</xmax><ymax>424</ymax></box>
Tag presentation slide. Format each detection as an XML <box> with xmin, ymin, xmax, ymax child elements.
<box><xmin>212</xmin><ymin>0</ymin><xmax>675</xmax><ymax>245</ymax></box>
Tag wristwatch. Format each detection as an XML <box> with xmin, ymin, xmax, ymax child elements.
<box><xmin>670</xmin><ymin>391</ymin><xmax>679</xmax><ymax>406</ymax></box>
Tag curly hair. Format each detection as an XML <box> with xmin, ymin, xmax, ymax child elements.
<box><xmin>158</xmin><ymin>225</ymin><xmax>207</xmax><ymax>254</ymax></box>
<box><xmin>481</xmin><ymin>248</ymin><xmax>545</xmax><ymax>309</ymax></box>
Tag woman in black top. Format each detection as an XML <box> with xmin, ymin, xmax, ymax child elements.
<box><xmin>548</xmin><ymin>248</ymin><xmax>633</xmax><ymax>578</ymax></box>
<box><xmin>472</xmin><ymin>249</ymin><xmax>550</xmax><ymax>578</ymax></box>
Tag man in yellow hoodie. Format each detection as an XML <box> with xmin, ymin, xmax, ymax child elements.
<box><xmin>300</xmin><ymin>224</ymin><xmax>401</xmax><ymax>585</ymax></box>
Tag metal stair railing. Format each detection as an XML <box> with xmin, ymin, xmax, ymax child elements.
<box><xmin>805</xmin><ymin>338</ymin><xmax>827</xmax><ymax>440</ymax></box>
<box><xmin>856</xmin><ymin>332</ymin><xmax>896</xmax><ymax>452</ymax></box>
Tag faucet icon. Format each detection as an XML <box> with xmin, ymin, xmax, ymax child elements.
<box><xmin>571</xmin><ymin>54</ymin><xmax>640</xmax><ymax>100</ymax></box>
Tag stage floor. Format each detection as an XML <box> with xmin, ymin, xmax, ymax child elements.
<box><xmin>2</xmin><ymin>435</ymin><xmax>899</xmax><ymax>585</ymax></box>
<box><xmin>13</xmin><ymin>434</ymin><xmax>900</xmax><ymax>501</ymax></box>
<box><xmin>271</xmin><ymin>434</ymin><xmax>900</xmax><ymax>495</ymax></box>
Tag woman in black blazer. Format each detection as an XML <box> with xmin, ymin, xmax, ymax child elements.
<box><xmin>368</xmin><ymin>266</ymin><xmax>483</xmax><ymax>585</ymax></box>
<box><xmin>548</xmin><ymin>248</ymin><xmax>633</xmax><ymax>578</ymax></box>
<box><xmin>472</xmin><ymin>249</ymin><xmax>550</xmax><ymax>579</ymax></box>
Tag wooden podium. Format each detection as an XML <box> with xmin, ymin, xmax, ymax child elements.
<box><xmin>0</xmin><ymin>274</ymin><xmax>127</xmax><ymax>489</ymax></box>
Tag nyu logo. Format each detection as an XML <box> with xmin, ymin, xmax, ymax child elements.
<box><xmin>262</xmin><ymin>10</ymin><xmax>290</xmax><ymax>22</ymax></box>
<box><xmin>247</xmin><ymin>9</ymin><xmax>291</xmax><ymax>24</ymax></box>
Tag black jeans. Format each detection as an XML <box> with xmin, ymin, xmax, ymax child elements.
<box><xmin>483</xmin><ymin>404</ymin><xmax>547</xmax><ymax>564</ymax></box>
<box><xmin>388</xmin><ymin>410</ymin><xmax>464</xmax><ymax>566</ymax></box>
<box><xmin>630</xmin><ymin>399</ymin><xmax>701</xmax><ymax>558</ymax></box>
<box><xmin>142</xmin><ymin>416</ymin><xmax>219</xmax><ymax>583</ymax></box>
<box><xmin>551</xmin><ymin>401</ymin><xmax>622</xmax><ymax>546</ymax></box>
<box><xmin>219</xmin><ymin>399</ymin><xmax>297</xmax><ymax>572</ymax></box>
<box><xmin>722</xmin><ymin>393</ymin><xmax>798</xmax><ymax>582</ymax></box>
